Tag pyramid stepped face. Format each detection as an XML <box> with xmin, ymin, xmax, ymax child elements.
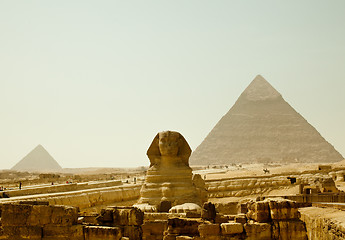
<box><xmin>190</xmin><ymin>75</ymin><xmax>344</xmax><ymax>165</ymax></box>
<box><xmin>12</xmin><ymin>145</ymin><xmax>62</xmax><ymax>172</ymax></box>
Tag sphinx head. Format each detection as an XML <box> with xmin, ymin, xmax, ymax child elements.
<box><xmin>147</xmin><ymin>131</ymin><xmax>192</xmax><ymax>166</ymax></box>
<box><xmin>158</xmin><ymin>131</ymin><xmax>180</xmax><ymax>156</ymax></box>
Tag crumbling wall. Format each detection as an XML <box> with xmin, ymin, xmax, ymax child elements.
<box><xmin>300</xmin><ymin>207</ymin><xmax>345</xmax><ymax>240</ymax></box>
<box><xmin>206</xmin><ymin>173</ymin><xmax>333</xmax><ymax>198</ymax></box>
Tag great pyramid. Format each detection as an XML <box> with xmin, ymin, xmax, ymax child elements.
<box><xmin>190</xmin><ymin>75</ymin><xmax>344</xmax><ymax>165</ymax></box>
<box><xmin>12</xmin><ymin>144</ymin><xmax>62</xmax><ymax>172</ymax></box>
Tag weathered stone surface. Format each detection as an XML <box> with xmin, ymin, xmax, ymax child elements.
<box><xmin>42</xmin><ymin>225</ymin><xmax>84</xmax><ymax>240</ymax></box>
<box><xmin>272</xmin><ymin>221</ymin><xmax>307</xmax><ymax>240</ymax></box>
<box><xmin>234</xmin><ymin>214</ymin><xmax>247</xmax><ymax>224</ymax></box>
<box><xmin>198</xmin><ymin>223</ymin><xmax>220</xmax><ymax>236</ymax></box>
<box><xmin>221</xmin><ymin>222</ymin><xmax>243</xmax><ymax>235</ymax></box>
<box><xmin>201</xmin><ymin>202</ymin><xmax>216</xmax><ymax>222</ymax></box>
<box><xmin>244</xmin><ymin>222</ymin><xmax>271</xmax><ymax>240</ymax></box>
<box><xmin>138</xmin><ymin>131</ymin><xmax>206</xmax><ymax>208</ymax></box>
<box><xmin>300</xmin><ymin>207</ymin><xmax>345</xmax><ymax>240</ymax></box>
<box><xmin>142</xmin><ymin>220</ymin><xmax>167</xmax><ymax>239</ymax></box>
<box><xmin>3</xmin><ymin>226</ymin><xmax>42</xmax><ymax>239</ymax></box>
<box><xmin>266</xmin><ymin>198</ymin><xmax>299</xmax><ymax>220</ymax></box>
<box><xmin>122</xmin><ymin>225</ymin><xmax>142</xmax><ymax>240</ymax></box>
<box><xmin>165</xmin><ymin>218</ymin><xmax>201</xmax><ymax>236</ymax></box>
<box><xmin>246</xmin><ymin>200</ymin><xmax>270</xmax><ymax>223</ymax></box>
<box><xmin>84</xmin><ymin>226</ymin><xmax>122</xmax><ymax>240</ymax></box>
<box><xmin>97</xmin><ymin>206</ymin><xmax>144</xmax><ymax>226</ymax></box>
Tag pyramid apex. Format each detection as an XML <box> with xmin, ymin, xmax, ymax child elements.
<box><xmin>241</xmin><ymin>75</ymin><xmax>281</xmax><ymax>101</ymax></box>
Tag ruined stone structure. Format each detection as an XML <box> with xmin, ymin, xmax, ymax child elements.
<box><xmin>190</xmin><ymin>75</ymin><xmax>344</xmax><ymax>165</ymax></box>
<box><xmin>11</xmin><ymin>145</ymin><xmax>62</xmax><ymax>172</ymax></box>
<box><xmin>0</xmin><ymin>198</ymin><xmax>310</xmax><ymax>240</ymax></box>
<box><xmin>137</xmin><ymin>131</ymin><xmax>206</xmax><ymax>211</ymax></box>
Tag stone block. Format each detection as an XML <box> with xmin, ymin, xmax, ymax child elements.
<box><xmin>267</xmin><ymin>199</ymin><xmax>300</xmax><ymax>220</ymax></box>
<box><xmin>201</xmin><ymin>202</ymin><xmax>216</xmax><ymax>221</ymax></box>
<box><xmin>142</xmin><ymin>220</ymin><xmax>168</xmax><ymax>237</ymax></box>
<box><xmin>1</xmin><ymin>203</ymin><xmax>33</xmax><ymax>226</ymax></box>
<box><xmin>244</xmin><ymin>222</ymin><xmax>271</xmax><ymax>240</ymax></box>
<box><xmin>246</xmin><ymin>201</ymin><xmax>270</xmax><ymax>223</ymax></box>
<box><xmin>27</xmin><ymin>205</ymin><xmax>53</xmax><ymax>226</ymax></box>
<box><xmin>234</xmin><ymin>214</ymin><xmax>247</xmax><ymax>224</ymax></box>
<box><xmin>272</xmin><ymin>221</ymin><xmax>307</xmax><ymax>240</ymax></box>
<box><xmin>97</xmin><ymin>207</ymin><xmax>114</xmax><ymax>224</ymax></box>
<box><xmin>198</xmin><ymin>223</ymin><xmax>220</xmax><ymax>236</ymax></box>
<box><xmin>166</xmin><ymin>218</ymin><xmax>201</xmax><ymax>236</ymax></box>
<box><xmin>122</xmin><ymin>225</ymin><xmax>142</xmax><ymax>240</ymax></box>
<box><xmin>3</xmin><ymin>226</ymin><xmax>42</xmax><ymax>239</ymax></box>
<box><xmin>42</xmin><ymin>225</ymin><xmax>84</xmax><ymax>239</ymax></box>
<box><xmin>215</xmin><ymin>214</ymin><xmax>229</xmax><ymax>224</ymax></box>
<box><xmin>221</xmin><ymin>222</ymin><xmax>243</xmax><ymax>235</ymax></box>
<box><xmin>50</xmin><ymin>205</ymin><xmax>78</xmax><ymax>226</ymax></box>
<box><xmin>84</xmin><ymin>226</ymin><xmax>122</xmax><ymax>240</ymax></box>
<box><xmin>113</xmin><ymin>207</ymin><xmax>144</xmax><ymax>226</ymax></box>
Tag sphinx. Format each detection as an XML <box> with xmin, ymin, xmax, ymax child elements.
<box><xmin>136</xmin><ymin>131</ymin><xmax>206</xmax><ymax>212</ymax></box>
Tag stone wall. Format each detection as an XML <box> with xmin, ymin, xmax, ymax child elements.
<box><xmin>0</xmin><ymin>184</ymin><xmax>141</xmax><ymax>213</ymax></box>
<box><xmin>4</xmin><ymin>199</ymin><xmax>345</xmax><ymax>240</ymax></box>
<box><xmin>3</xmin><ymin>180</ymin><xmax>122</xmax><ymax>198</ymax></box>
<box><xmin>206</xmin><ymin>172</ymin><xmax>332</xmax><ymax>198</ymax></box>
<box><xmin>299</xmin><ymin>207</ymin><xmax>345</xmax><ymax>240</ymax></box>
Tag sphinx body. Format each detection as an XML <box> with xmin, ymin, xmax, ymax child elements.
<box><xmin>137</xmin><ymin>131</ymin><xmax>205</xmax><ymax>210</ymax></box>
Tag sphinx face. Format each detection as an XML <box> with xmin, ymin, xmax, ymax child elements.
<box><xmin>158</xmin><ymin>131</ymin><xmax>179</xmax><ymax>156</ymax></box>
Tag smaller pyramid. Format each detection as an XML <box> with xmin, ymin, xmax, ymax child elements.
<box><xmin>12</xmin><ymin>145</ymin><xmax>62</xmax><ymax>172</ymax></box>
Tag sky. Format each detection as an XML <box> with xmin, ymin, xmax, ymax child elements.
<box><xmin>1</xmin><ymin>1</ymin><xmax>345</xmax><ymax>169</ymax></box>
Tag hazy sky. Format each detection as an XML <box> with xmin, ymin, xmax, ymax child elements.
<box><xmin>1</xmin><ymin>1</ymin><xmax>345</xmax><ymax>169</ymax></box>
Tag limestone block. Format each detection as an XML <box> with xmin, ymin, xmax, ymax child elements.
<box><xmin>166</xmin><ymin>218</ymin><xmax>201</xmax><ymax>236</ymax></box>
<box><xmin>214</xmin><ymin>214</ymin><xmax>229</xmax><ymax>224</ymax></box>
<box><xmin>272</xmin><ymin>221</ymin><xmax>307</xmax><ymax>240</ymax></box>
<box><xmin>246</xmin><ymin>201</ymin><xmax>270</xmax><ymax>223</ymax></box>
<box><xmin>244</xmin><ymin>222</ymin><xmax>271</xmax><ymax>240</ymax></box>
<box><xmin>84</xmin><ymin>226</ymin><xmax>122</xmax><ymax>240</ymax></box>
<box><xmin>221</xmin><ymin>222</ymin><xmax>243</xmax><ymax>235</ymax></box>
<box><xmin>3</xmin><ymin>226</ymin><xmax>42</xmax><ymax>239</ymax></box>
<box><xmin>97</xmin><ymin>207</ymin><xmax>114</xmax><ymax>224</ymax></box>
<box><xmin>113</xmin><ymin>207</ymin><xmax>144</xmax><ymax>226</ymax></box>
<box><xmin>122</xmin><ymin>225</ymin><xmax>142</xmax><ymax>240</ymax></box>
<box><xmin>198</xmin><ymin>223</ymin><xmax>220</xmax><ymax>236</ymax></box>
<box><xmin>50</xmin><ymin>205</ymin><xmax>78</xmax><ymax>226</ymax></box>
<box><xmin>27</xmin><ymin>205</ymin><xmax>53</xmax><ymax>226</ymax></box>
<box><xmin>1</xmin><ymin>203</ymin><xmax>33</xmax><ymax>226</ymax></box>
<box><xmin>201</xmin><ymin>202</ymin><xmax>216</xmax><ymax>221</ymax></box>
<box><xmin>234</xmin><ymin>214</ymin><xmax>247</xmax><ymax>224</ymax></box>
<box><xmin>42</xmin><ymin>225</ymin><xmax>84</xmax><ymax>240</ymax></box>
<box><xmin>142</xmin><ymin>220</ymin><xmax>168</xmax><ymax>238</ymax></box>
<box><xmin>267</xmin><ymin>199</ymin><xmax>299</xmax><ymax>220</ymax></box>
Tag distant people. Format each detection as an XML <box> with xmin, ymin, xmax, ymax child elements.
<box><xmin>19</xmin><ymin>182</ymin><xmax>22</xmax><ymax>190</ymax></box>
<box><xmin>134</xmin><ymin>177</ymin><xmax>137</xmax><ymax>184</ymax></box>
<box><xmin>51</xmin><ymin>182</ymin><xmax>54</xmax><ymax>185</ymax></box>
